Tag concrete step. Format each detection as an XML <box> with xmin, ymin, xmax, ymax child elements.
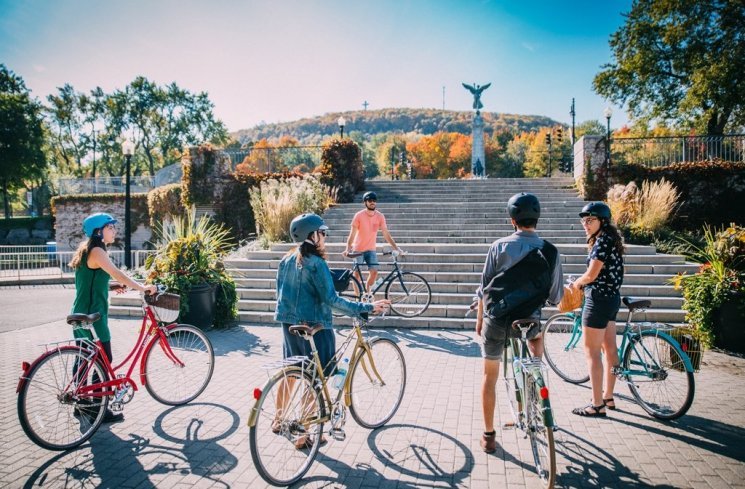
<box><xmin>267</xmin><ymin>242</ymin><xmax>660</xmax><ymax>255</ymax></box>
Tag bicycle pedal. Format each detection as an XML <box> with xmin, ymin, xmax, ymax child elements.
<box><xmin>110</xmin><ymin>402</ymin><xmax>123</xmax><ymax>412</ymax></box>
<box><xmin>329</xmin><ymin>428</ymin><xmax>346</xmax><ymax>441</ymax></box>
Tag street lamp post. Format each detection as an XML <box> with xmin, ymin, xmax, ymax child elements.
<box><xmin>122</xmin><ymin>139</ymin><xmax>134</xmax><ymax>269</ymax></box>
<box><xmin>604</xmin><ymin>107</ymin><xmax>612</xmax><ymax>172</ymax></box>
<box><xmin>337</xmin><ymin>116</ymin><xmax>346</xmax><ymax>139</ymax></box>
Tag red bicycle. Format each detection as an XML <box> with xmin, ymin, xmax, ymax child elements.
<box><xmin>16</xmin><ymin>286</ymin><xmax>215</xmax><ymax>450</ymax></box>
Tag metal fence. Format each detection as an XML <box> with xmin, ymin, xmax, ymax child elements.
<box><xmin>58</xmin><ymin>176</ymin><xmax>155</xmax><ymax>195</ymax></box>
<box><xmin>612</xmin><ymin>134</ymin><xmax>745</xmax><ymax>168</ymax></box>
<box><xmin>224</xmin><ymin>146</ymin><xmax>323</xmax><ymax>173</ymax></box>
<box><xmin>0</xmin><ymin>246</ymin><xmax>154</xmax><ymax>283</ymax></box>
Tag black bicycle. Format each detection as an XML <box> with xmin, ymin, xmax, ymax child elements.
<box><xmin>334</xmin><ymin>250</ymin><xmax>431</xmax><ymax>317</ymax></box>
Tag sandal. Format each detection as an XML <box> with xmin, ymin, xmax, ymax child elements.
<box><xmin>572</xmin><ymin>403</ymin><xmax>607</xmax><ymax>417</ymax></box>
<box><xmin>271</xmin><ymin>419</ymin><xmax>281</xmax><ymax>434</ymax></box>
<box><xmin>603</xmin><ymin>398</ymin><xmax>616</xmax><ymax>410</ymax></box>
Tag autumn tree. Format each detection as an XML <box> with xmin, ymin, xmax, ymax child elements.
<box><xmin>594</xmin><ymin>0</ymin><xmax>745</xmax><ymax>135</ymax></box>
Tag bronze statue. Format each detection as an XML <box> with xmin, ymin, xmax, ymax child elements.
<box><xmin>462</xmin><ymin>82</ymin><xmax>491</xmax><ymax>112</ymax></box>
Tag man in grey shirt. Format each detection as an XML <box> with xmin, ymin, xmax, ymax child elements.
<box><xmin>475</xmin><ymin>193</ymin><xmax>564</xmax><ymax>453</ymax></box>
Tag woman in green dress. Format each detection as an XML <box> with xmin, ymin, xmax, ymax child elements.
<box><xmin>69</xmin><ymin>212</ymin><xmax>157</xmax><ymax>422</ymax></box>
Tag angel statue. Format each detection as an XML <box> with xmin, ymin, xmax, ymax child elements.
<box><xmin>462</xmin><ymin>82</ymin><xmax>492</xmax><ymax>112</ymax></box>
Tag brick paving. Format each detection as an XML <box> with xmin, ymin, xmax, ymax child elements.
<box><xmin>1</xmin><ymin>316</ymin><xmax>744</xmax><ymax>488</ymax></box>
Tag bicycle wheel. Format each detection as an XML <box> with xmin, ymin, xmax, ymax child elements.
<box><xmin>525</xmin><ymin>374</ymin><xmax>557</xmax><ymax>488</ymax></box>
<box><xmin>542</xmin><ymin>313</ymin><xmax>589</xmax><ymax>384</ymax></box>
<box><xmin>17</xmin><ymin>346</ymin><xmax>108</xmax><ymax>450</ymax></box>
<box><xmin>349</xmin><ymin>338</ymin><xmax>406</xmax><ymax>428</ymax></box>
<box><xmin>144</xmin><ymin>324</ymin><xmax>214</xmax><ymax>406</ymax></box>
<box><xmin>249</xmin><ymin>367</ymin><xmax>324</xmax><ymax>486</ymax></box>
<box><xmin>333</xmin><ymin>275</ymin><xmax>363</xmax><ymax>318</ymax></box>
<box><xmin>623</xmin><ymin>330</ymin><xmax>695</xmax><ymax>420</ymax></box>
<box><xmin>385</xmin><ymin>272</ymin><xmax>432</xmax><ymax>317</ymax></box>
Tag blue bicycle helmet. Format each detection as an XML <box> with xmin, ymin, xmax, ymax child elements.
<box><xmin>83</xmin><ymin>213</ymin><xmax>117</xmax><ymax>237</ymax></box>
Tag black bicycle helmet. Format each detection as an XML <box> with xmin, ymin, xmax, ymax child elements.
<box><xmin>507</xmin><ymin>192</ymin><xmax>541</xmax><ymax>220</ymax></box>
<box><xmin>289</xmin><ymin>213</ymin><xmax>328</xmax><ymax>243</ymax></box>
<box><xmin>579</xmin><ymin>202</ymin><xmax>612</xmax><ymax>220</ymax></box>
<box><xmin>363</xmin><ymin>191</ymin><xmax>377</xmax><ymax>202</ymax></box>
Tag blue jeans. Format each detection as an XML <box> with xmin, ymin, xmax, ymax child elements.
<box><xmin>354</xmin><ymin>250</ymin><xmax>379</xmax><ymax>271</ymax></box>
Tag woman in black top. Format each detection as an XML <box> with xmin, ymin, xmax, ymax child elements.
<box><xmin>569</xmin><ymin>202</ymin><xmax>625</xmax><ymax>417</ymax></box>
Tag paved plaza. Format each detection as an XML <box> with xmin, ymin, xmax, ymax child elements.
<box><xmin>1</xmin><ymin>308</ymin><xmax>744</xmax><ymax>488</ymax></box>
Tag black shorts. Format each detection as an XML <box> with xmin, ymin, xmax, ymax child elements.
<box><xmin>582</xmin><ymin>288</ymin><xmax>621</xmax><ymax>329</ymax></box>
<box><xmin>282</xmin><ymin>323</ymin><xmax>337</xmax><ymax>376</ymax></box>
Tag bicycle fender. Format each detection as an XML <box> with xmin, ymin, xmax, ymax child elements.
<box><xmin>529</xmin><ymin>369</ymin><xmax>555</xmax><ymax>428</ymax></box>
<box><xmin>639</xmin><ymin>330</ymin><xmax>694</xmax><ymax>372</ymax></box>
<box><xmin>16</xmin><ymin>345</ymin><xmax>82</xmax><ymax>393</ymax></box>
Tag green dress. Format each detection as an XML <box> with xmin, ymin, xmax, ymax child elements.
<box><xmin>71</xmin><ymin>253</ymin><xmax>112</xmax><ymax>342</ymax></box>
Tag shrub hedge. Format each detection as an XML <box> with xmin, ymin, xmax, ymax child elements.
<box><xmin>147</xmin><ymin>184</ymin><xmax>185</xmax><ymax>227</ymax></box>
<box><xmin>316</xmin><ymin>138</ymin><xmax>365</xmax><ymax>203</ymax></box>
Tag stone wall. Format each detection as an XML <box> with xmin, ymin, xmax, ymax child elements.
<box><xmin>52</xmin><ymin>194</ymin><xmax>150</xmax><ymax>251</ymax></box>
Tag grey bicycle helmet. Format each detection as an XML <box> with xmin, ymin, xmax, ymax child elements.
<box><xmin>363</xmin><ymin>191</ymin><xmax>377</xmax><ymax>202</ymax></box>
<box><xmin>507</xmin><ymin>193</ymin><xmax>541</xmax><ymax>220</ymax></box>
<box><xmin>579</xmin><ymin>202</ymin><xmax>612</xmax><ymax>220</ymax></box>
<box><xmin>289</xmin><ymin>213</ymin><xmax>328</xmax><ymax>243</ymax></box>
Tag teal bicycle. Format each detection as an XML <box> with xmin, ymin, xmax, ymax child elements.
<box><xmin>542</xmin><ymin>297</ymin><xmax>695</xmax><ymax>420</ymax></box>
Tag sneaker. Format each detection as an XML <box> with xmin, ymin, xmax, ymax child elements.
<box><xmin>102</xmin><ymin>410</ymin><xmax>125</xmax><ymax>424</ymax></box>
<box><xmin>480</xmin><ymin>432</ymin><xmax>497</xmax><ymax>453</ymax></box>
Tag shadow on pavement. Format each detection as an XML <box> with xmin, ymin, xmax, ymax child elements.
<box><xmin>209</xmin><ymin>325</ymin><xmax>271</xmax><ymax>358</ymax></box>
<box><xmin>607</xmin><ymin>414</ymin><xmax>745</xmax><ymax>464</ymax></box>
<box><xmin>394</xmin><ymin>329</ymin><xmax>481</xmax><ymax>358</ymax></box>
<box><xmin>293</xmin><ymin>423</ymin><xmax>476</xmax><ymax>488</ymax></box>
<box><xmin>556</xmin><ymin>428</ymin><xmax>679</xmax><ymax>488</ymax></box>
<box><xmin>23</xmin><ymin>402</ymin><xmax>239</xmax><ymax>488</ymax></box>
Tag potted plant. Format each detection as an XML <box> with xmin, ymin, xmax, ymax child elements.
<box><xmin>146</xmin><ymin>210</ymin><xmax>238</xmax><ymax>329</ymax></box>
<box><xmin>673</xmin><ymin>225</ymin><xmax>745</xmax><ymax>353</ymax></box>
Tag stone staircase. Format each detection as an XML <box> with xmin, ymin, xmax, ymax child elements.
<box><xmin>111</xmin><ymin>178</ymin><xmax>695</xmax><ymax>328</ymax></box>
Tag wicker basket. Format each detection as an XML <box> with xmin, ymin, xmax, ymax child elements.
<box><xmin>669</xmin><ymin>326</ymin><xmax>704</xmax><ymax>372</ymax></box>
<box><xmin>145</xmin><ymin>292</ymin><xmax>181</xmax><ymax>323</ymax></box>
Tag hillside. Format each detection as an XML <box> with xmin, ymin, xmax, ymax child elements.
<box><xmin>231</xmin><ymin>108</ymin><xmax>561</xmax><ymax>144</ymax></box>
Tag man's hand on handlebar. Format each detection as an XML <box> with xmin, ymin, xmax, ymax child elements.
<box><xmin>371</xmin><ymin>299</ymin><xmax>391</xmax><ymax>315</ymax></box>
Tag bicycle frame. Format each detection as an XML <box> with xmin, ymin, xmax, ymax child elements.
<box><xmin>505</xmin><ymin>334</ymin><xmax>554</xmax><ymax>428</ymax></box>
<box><xmin>17</xmin><ymin>305</ymin><xmax>186</xmax><ymax>401</ymax></box>
<box><xmin>247</xmin><ymin>321</ymin><xmax>385</xmax><ymax>428</ymax></box>
<box><xmin>347</xmin><ymin>253</ymin><xmax>407</xmax><ymax>296</ymax></box>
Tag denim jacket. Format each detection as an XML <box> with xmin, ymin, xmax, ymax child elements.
<box><xmin>274</xmin><ymin>252</ymin><xmax>373</xmax><ymax>329</ymax></box>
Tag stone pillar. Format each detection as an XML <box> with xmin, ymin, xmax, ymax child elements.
<box><xmin>573</xmin><ymin>135</ymin><xmax>609</xmax><ymax>199</ymax></box>
<box><xmin>471</xmin><ymin>113</ymin><xmax>485</xmax><ymax>177</ymax></box>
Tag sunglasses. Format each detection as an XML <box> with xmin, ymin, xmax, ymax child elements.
<box><xmin>580</xmin><ymin>217</ymin><xmax>599</xmax><ymax>225</ymax></box>
<box><xmin>318</xmin><ymin>230</ymin><xmax>328</xmax><ymax>237</ymax></box>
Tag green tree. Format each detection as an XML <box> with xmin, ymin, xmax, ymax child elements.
<box><xmin>594</xmin><ymin>0</ymin><xmax>745</xmax><ymax>135</ymax></box>
<box><xmin>0</xmin><ymin>65</ymin><xmax>47</xmax><ymax>218</ymax></box>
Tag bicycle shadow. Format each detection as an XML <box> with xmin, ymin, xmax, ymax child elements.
<box><xmin>605</xmin><ymin>414</ymin><xmax>745</xmax><ymax>464</ymax></box>
<box><xmin>391</xmin><ymin>329</ymin><xmax>481</xmax><ymax>358</ymax></box>
<box><xmin>554</xmin><ymin>428</ymin><xmax>679</xmax><ymax>488</ymax></box>
<box><xmin>207</xmin><ymin>325</ymin><xmax>271</xmax><ymax>358</ymax></box>
<box><xmin>292</xmin><ymin>423</ymin><xmax>476</xmax><ymax>488</ymax></box>
<box><xmin>22</xmin><ymin>402</ymin><xmax>239</xmax><ymax>488</ymax></box>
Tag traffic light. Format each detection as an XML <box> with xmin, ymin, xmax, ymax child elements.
<box><xmin>556</xmin><ymin>128</ymin><xmax>563</xmax><ymax>144</ymax></box>
<box><xmin>544</xmin><ymin>133</ymin><xmax>551</xmax><ymax>145</ymax></box>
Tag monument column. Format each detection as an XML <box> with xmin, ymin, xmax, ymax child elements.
<box><xmin>471</xmin><ymin>113</ymin><xmax>485</xmax><ymax>177</ymax></box>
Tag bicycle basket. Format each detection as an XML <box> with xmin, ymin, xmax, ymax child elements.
<box><xmin>144</xmin><ymin>292</ymin><xmax>181</xmax><ymax>323</ymax></box>
<box><xmin>669</xmin><ymin>326</ymin><xmax>703</xmax><ymax>372</ymax></box>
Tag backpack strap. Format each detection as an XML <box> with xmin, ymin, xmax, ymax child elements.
<box><xmin>540</xmin><ymin>240</ymin><xmax>558</xmax><ymax>271</ymax></box>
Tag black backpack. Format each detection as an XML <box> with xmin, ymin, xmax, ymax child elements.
<box><xmin>483</xmin><ymin>241</ymin><xmax>558</xmax><ymax>321</ymax></box>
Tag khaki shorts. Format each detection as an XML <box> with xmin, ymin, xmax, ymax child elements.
<box><xmin>480</xmin><ymin>316</ymin><xmax>542</xmax><ymax>360</ymax></box>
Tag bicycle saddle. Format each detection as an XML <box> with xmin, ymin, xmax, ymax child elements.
<box><xmin>289</xmin><ymin>324</ymin><xmax>324</xmax><ymax>337</ymax></box>
<box><xmin>511</xmin><ymin>319</ymin><xmax>540</xmax><ymax>331</ymax></box>
<box><xmin>66</xmin><ymin>312</ymin><xmax>101</xmax><ymax>325</ymax></box>
<box><xmin>622</xmin><ymin>297</ymin><xmax>651</xmax><ymax>311</ymax></box>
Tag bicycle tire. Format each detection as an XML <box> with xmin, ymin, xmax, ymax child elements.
<box><xmin>542</xmin><ymin>313</ymin><xmax>589</xmax><ymax>384</ymax></box>
<box><xmin>249</xmin><ymin>366</ymin><xmax>324</xmax><ymax>486</ymax></box>
<box><xmin>333</xmin><ymin>275</ymin><xmax>363</xmax><ymax>318</ymax></box>
<box><xmin>525</xmin><ymin>374</ymin><xmax>557</xmax><ymax>488</ymax></box>
<box><xmin>385</xmin><ymin>272</ymin><xmax>432</xmax><ymax>317</ymax></box>
<box><xmin>348</xmin><ymin>338</ymin><xmax>406</xmax><ymax>429</ymax></box>
<box><xmin>143</xmin><ymin>324</ymin><xmax>214</xmax><ymax>406</ymax></box>
<box><xmin>17</xmin><ymin>346</ymin><xmax>108</xmax><ymax>450</ymax></box>
<box><xmin>623</xmin><ymin>330</ymin><xmax>695</xmax><ymax>420</ymax></box>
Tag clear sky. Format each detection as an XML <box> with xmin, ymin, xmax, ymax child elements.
<box><xmin>1</xmin><ymin>0</ymin><xmax>632</xmax><ymax>133</ymax></box>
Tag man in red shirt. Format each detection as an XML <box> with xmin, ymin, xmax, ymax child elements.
<box><xmin>343</xmin><ymin>191</ymin><xmax>400</xmax><ymax>295</ymax></box>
